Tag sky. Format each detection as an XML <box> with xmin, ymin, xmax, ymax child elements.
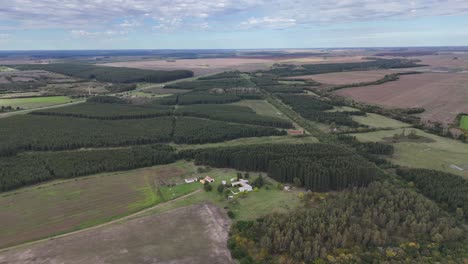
<box><xmin>0</xmin><ymin>0</ymin><xmax>467</xmax><ymax>50</ymax></box>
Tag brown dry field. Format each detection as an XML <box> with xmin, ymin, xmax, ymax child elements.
<box><xmin>0</xmin><ymin>203</ymin><xmax>232</xmax><ymax>264</ymax></box>
<box><xmin>335</xmin><ymin>72</ymin><xmax>468</xmax><ymax>124</ymax></box>
<box><xmin>0</xmin><ymin>165</ymin><xmax>185</xmax><ymax>249</ymax></box>
<box><xmin>99</xmin><ymin>58</ymin><xmax>273</xmax><ymax>76</ymax></box>
<box><xmin>279</xmin><ymin>55</ymin><xmax>369</xmax><ymax>65</ymax></box>
<box><xmin>412</xmin><ymin>54</ymin><xmax>468</xmax><ymax>71</ymax></box>
<box><xmin>290</xmin><ymin>70</ymin><xmax>395</xmax><ymax>85</ymax></box>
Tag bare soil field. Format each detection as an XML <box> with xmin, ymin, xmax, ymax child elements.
<box><xmin>100</xmin><ymin>58</ymin><xmax>273</xmax><ymax>76</ymax></box>
<box><xmin>0</xmin><ymin>165</ymin><xmax>185</xmax><ymax>249</ymax></box>
<box><xmin>290</xmin><ymin>70</ymin><xmax>395</xmax><ymax>85</ymax></box>
<box><xmin>413</xmin><ymin>54</ymin><xmax>468</xmax><ymax>71</ymax></box>
<box><xmin>0</xmin><ymin>203</ymin><xmax>232</xmax><ymax>264</ymax></box>
<box><xmin>279</xmin><ymin>56</ymin><xmax>369</xmax><ymax>65</ymax></box>
<box><xmin>335</xmin><ymin>72</ymin><xmax>468</xmax><ymax>124</ymax></box>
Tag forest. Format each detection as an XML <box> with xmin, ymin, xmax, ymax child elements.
<box><xmin>164</xmin><ymin>77</ymin><xmax>253</xmax><ymax>91</ymax></box>
<box><xmin>175</xmin><ymin>104</ymin><xmax>293</xmax><ymax>128</ymax></box>
<box><xmin>14</xmin><ymin>64</ymin><xmax>193</xmax><ymax>83</ymax></box>
<box><xmin>266</xmin><ymin>58</ymin><xmax>423</xmax><ymax>77</ymax></box>
<box><xmin>158</xmin><ymin>93</ymin><xmax>242</xmax><ymax>105</ymax></box>
<box><xmin>397</xmin><ymin>168</ymin><xmax>468</xmax><ymax>220</ymax></box>
<box><xmin>180</xmin><ymin>143</ymin><xmax>381</xmax><ymax>191</ymax></box>
<box><xmin>0</xmin><ymin>145</ymin><xmax>176</xmax><ymax>192</ymax></box>
<box><xmin>31</xmin><ymin>102</ymin><xmax>174</xmax><ymax>120</ymax></box>
<box><xmin>0</xmin><ymin>115</ymin><xmax>283</xmax><ymax>156</ymax></box>
<box><xmin>229</xmin><ymin>181</ymin><xmax>465</xmax><ymax>263</ymax></box>
<box><xmin>278</xmin><ymin>94</ymin><xmax>365</xmax><ymax>127</ymax></box>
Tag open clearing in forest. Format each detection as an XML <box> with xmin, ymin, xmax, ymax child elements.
<box><xmin>0</xmin><ymin>96</ymin><xmax>76</xmax><ymax>109</ymax></box>
<box><xmin>460</xmin><ymin>115</ymin><xmax>468</xmax><ymax>130</ymax></box>
<box><xmin>232</xmin><ymin>99</ymin><xmax>289</xmax><ymax>120</ymax></box>
<box><xmin>352</xmin><ymin>113</ymin><xmax>412</xmax><ymax>129</ymax></box>
<box><xmin>335</xmin><ymin>72</ymin><xmax>468</xmax><ymax>124</ymax></box>
<box><xmin>0</xmin><ymin>203</ymin><xmax>233</xmax><ymax>264</ymax></box>
<box><xmin>0</xmin><ymin>163</ymin><xmax>187</xmax><ymax>249</ymax></box>
<box><xmin>290</xmin><ymin>70</ymin><xmax>394</xmax><ymax>85</ymax></box>
<box><xmin>349</xmin><ymin>128</ymin><xmax>468</xmax><ymax>178</ymax></box>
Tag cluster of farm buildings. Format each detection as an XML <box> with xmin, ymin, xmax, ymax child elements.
<box><xmin>185</xmin><ymin>176</ymin><xmax>253</xmax><ymax>193</ymax></box>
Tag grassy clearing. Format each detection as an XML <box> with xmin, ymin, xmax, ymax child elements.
<box><xmin>353</xmin><ymin>113</ymin><xmax>412</xmax><ymax>128</ymax></box>
<box><xmin>174</xmin><ymin>135</ymin><xmax>318</xmax><ymax>150</ymax></box>
<box><xmin>349</xmin><ymin>128</ymin><xmax>468</xmax><ymax>178</ymax></box>
<box><xmin>460</xmin><ymin>115</ymin><xmax>468</xmax><ymax>130</ymax></box>
<box><xmin>0</xmin><ymin>163</ymin><xmax>188</xmax><ymax>248</ymax></box>
<box><xmin>232</xmin><ymin>99</ymin><xmax>289</xmax><ymax>120</ymax></box>
<box><xmin>140</xmin><ymin>169</ymin><xmax>301</xmax><ymax>221</ymax></box>
<box><xmin>0</xmin><ymin>96</ymin><xmax>76</xmax><ymax>109</ymax></box>
<box><xmin>325</xmin><ymin>106</ymin><xmax>359</xmax><ymax>112</ymax></box>
<box><xmin>0</xmin><ymin>66</ymin><xmax>15</xmax><ymax>72</ymax></box>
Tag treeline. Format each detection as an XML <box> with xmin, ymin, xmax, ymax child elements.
<box><xmin>173</xmin><ymin>117</ymin><xmax>285</xmax><ymax>144</ymax></box>
<box><xmin>157</xmin><ymin>93</ymin><xmax>242</xmax><ymax>105</ymax></box>
<box><xmin>164</xmin><ymin>77</ymin><xmax>253</xmax><ymax>91</ymax></box>
<box><xmin>198</xmin><ymin>71</ymin><xmax>241</xmax><ymax>80</ymax></box>
<box><xmin>175</xmin><ymin>104</ymin><xmax>293</xmax><ymax>128</ymax></box>
<box><xmin>266</xmin><ymin>58</ymin><xmax>423</xmax><ymax>77</ymax></box>
<box><xmin>32</xmin><ymin>102</ymin><xmax>174</xmax><ymax>120</ymax></box>
<box><xmin>329</xmin><ymin>72</ymin><xmax>422</xmax><ymax>92</ymax></box>
<box><xmin>105</xmin><ymin>83</ymin><xmax>137</xmax><ymax>93</ymax></box>
<box><xmin>278</xmin><ymin>94</ymin><xmax>364</xmax><ymax>127</ymax></box>
<box><xmin>0</xmin><ymin>145</ymin><xmax>176</xmax><ymax>192</ymax></box>
<box><xmin>14</xmin><ymin>64</ymin><xmax>193</xmax><ymax>83</ymax></box>
<box><xmin>397</xmin><ymin>168</ymin><xmax>468</xmax><ymax>220</ymax></box>
<box><xmin>180</xmin><ymin>144</ymin><xmax>381</xmax><ymax>191</ymax></box>
<box><xmin>229</xmin><ymin>181</ymin><xmax>465</xmax><ymax>263</ymax></box>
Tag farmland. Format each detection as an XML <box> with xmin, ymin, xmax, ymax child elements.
<box><xmin>0</xmin><ymin>203</ymin><xmax>233</xmax><ymax>264</ymax></box>
<box><xmin>335</xmin><ymin>72</ymin><xmax>468</xmax><ymax>124</ymax></box>
<box><xmin>0</xmin><ymin>164</ymin><xmax>187</xmax><ymax>248</ymax></box>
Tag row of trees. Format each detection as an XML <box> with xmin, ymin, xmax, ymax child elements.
<box><xmin>0</xmin><ymin>145</ymin><xmax>176</xmax><ymax>192</ymax></box>
<box><xmin>229</xmin><ymin>181</ymin><xmax>465</xmax><ymax>263</ymax></box>
<box><xmin>397</xmin><ymin>168</ymin><xmax>468</xmax><ymax>220</ymax></box>
<box><xmin>180</xmin><ymin>144</ymin><xmax>381</xmax><ymax>191</ymax></box>
<box><xmin>15</xmin><ymin>64</ymin><xmax>193</xmax><ymax>83</ymax></box>
<box><xmin>165</xmin><ymin>77</ymin><xmax>253</xmax><ymax>91</ymax></box>
<box><xmin>158</xmin><ymin>93</ymin><xmax>242</xmax><ymax>105</ymax></box>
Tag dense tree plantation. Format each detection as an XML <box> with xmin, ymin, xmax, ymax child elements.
<box><xmin>180</xmin><ymin>144</ymin><xmax>381</xmax><ymax>191</ymax></box>
<box><xmin>0</xmin><ymin>115</ymin><xmax>284</xmax><ymax>156</ymax></box>
<box><xmin>158</xmin><ymin>93</ymin><xmax>242</xmax><ymax>105</ymax></box>
<box><xmin>278</xmin><ymin>94</ymin><xmax>365</xmax><ymax>127</ymax></box>
<box><xmin>229</xmin><ymin>181</ymin><xmax>465</xmax><ymax>264</ymax></box>
<box><xmin>176</xmin><ymin>104</ymin><xmax>293</xmax><ymax>128</ymax></box>
<box><xmin>0</xmin><ymin>145</ymin><xmax>176</xmax><ymax>192</ymax></box>
<box><xmin>86</xmin><ymin>95</ymin><xmax>130</xmax><ymax>104</ymax></box>
<box><xmin>397</xmin><ymin>168</ymin><xmax>468</xmax><ymax>220</ymax></box>
<box><xmin>266</xmin><ymin>58</ymin><xmax>423</xmax><ymax>77</ymax></box>
<box><xmin>173</xmin><ymin>117</ymin><xmax>285</xmax><ymax>144</ymax></box>
<box><xmin>14</xmin><ymin>64</ymin><xmax>193</xmax><ymax>83</ymax></box>
<box><xmin>251</xmin><ymin>75</ymin><xmax>307</xmax><ymax>93</ymax></box>
<box><xmin>32</xmin><ymin>102</ymin><xmax>174</xmax><ymax>120</ymax></box>
<box><xmin>0</xmin><ymin>115</ymin><xmax>174</xmax><ymax>155</ymax></box>
<box><xmin>164</xmin><ymin>77</ymin><xmax>253</xmax><ymax>91</ymax></box>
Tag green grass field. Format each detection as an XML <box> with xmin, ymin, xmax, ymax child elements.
<box><xmin>325</xmin><ymin>106</ymin><xmax>359</xmax><ymax>112</ymax></box>
<box><xmin>349</xmin><ymin>128</ymin><xmax>468</xmax><ymax>178</ymax></box>
<box><xmin>0</xmin><ymin>66</ymin><xmax>15</xmax><ymax>72</ymax></box>
<box><xmin>460</xmin><ymin>115</ymin><xmax>468</xmax><ymax>130</ymax></box>
<box><xmin>0</xmin><ymin>96</ymin><xmax>76</xmax><ymax>109</ymax></box>
<box><xmin>353</xmin><ymin>113</ymin><xmax>412</xmax><ymax>129</ymax></box>
<box><xmin>232</xmin><ymin>100</ymin><xmax>289</xmax><ymax>120</ymax></box>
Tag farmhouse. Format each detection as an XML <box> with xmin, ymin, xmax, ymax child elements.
<box><xmin>288</xmin><ymin>129</ymin><xmax>304</xmax><ymax>136</ymax></box>
<box><xmin>231</xmin><ymin>179</ymin><xmax>253</xmax><ymax>192</ymax></box>
<box><xmin>199</xmin><ymin>176</ymin><xmax>215</xmax><ymax>184</ymax></box>
<box><xmin>184</xmin><ymin>178</ymin><xmax>197</xmax><ymax>183</ymax></box>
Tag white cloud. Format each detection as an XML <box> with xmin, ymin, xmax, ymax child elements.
<box><xmin>1</xmin><ymin>0</ymin><xmax>468</xmax><ymax>31</ymax></box>
<box><xmin>0</xmin><ymin>33</ymin><xmax>10</xmax><ymax>42</ymax></box>
<box><xmin>70</xmin><ymin>30</ymin><xmax>127</xmax><ymax>39</ymax></box>
<box><xmin>239</xmin><ymin>17</ymin><xmax>296</xmax><ymax>29</ymax></box>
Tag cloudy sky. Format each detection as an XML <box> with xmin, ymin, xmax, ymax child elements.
<box><xmin>0</xmin><ymin>0</ymin><xmax>467</xmax><ymax>50</ymax></box>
